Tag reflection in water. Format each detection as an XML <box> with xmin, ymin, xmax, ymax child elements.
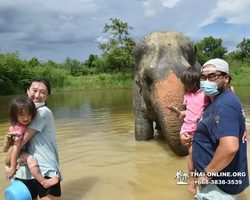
<box><xmin>0</xmin><ymin>88</ymin><xmax>250</xmax><ymax>199</ymax></box>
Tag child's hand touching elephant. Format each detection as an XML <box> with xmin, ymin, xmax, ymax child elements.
<box><xmin>167</xmin><ymin>102</ymin><xmax>186</xmax><ymax>118</ymax></box>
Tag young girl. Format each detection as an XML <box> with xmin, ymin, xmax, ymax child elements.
<box><xmin>167</xmin><ymin>67</ymin><xmax>210</xmax><ymax>194</ymax></box>
<box><xmin>4</xmin><ymin>96</ymin><xmax>59</xmax><ymax>188</ymax></box>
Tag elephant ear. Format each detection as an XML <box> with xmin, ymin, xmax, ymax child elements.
<box><xmin>194</xmin><ymin>46</ymin><xmax>197</xmax><ymax>53</ymax></box>
<box><xmin>134</xmin><ymin>74</ymin><xmax>142</xmax><ymax>94</ymax></box>
<box><xmin>193</xmin><ymin>45</ymin><xmax>202</xmax><ymax>70</ymax></box>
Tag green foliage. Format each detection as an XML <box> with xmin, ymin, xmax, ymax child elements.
<box><xmin>234</xmin><ymin>38</ymin><xmax>250</xmax><ymax>64</ymax></box>
<box><xmin>28</xmin><ymin>57</ymin><xmax>42</xmax><ymax>67</ymax></box>
<box><xmin>59</xmin><ymin>73</ymin><xmax>134</xmax><ymax>91</ymax></box>
<box><xmin>92</xmin><ymin>56</ymin><xmax>110</xmax><ymax>73</ymax></box>
<box><xmin>32</xmin><ymin>63</ymin><xmax>69</xmax><ymax>89</ymax></box>
<box><xmin>1</xmin><ymin>18</ymin><xmax>250</xmax><ymax>96</ymax></box>
<box><xmin>63</xmin><ymin>57</ymin><xmax>85</xmax><ymax>76</ymax></box>
<box><xmin>227</xmin><ymin>59</ymin><xmax>250</xmax><ymax>85</ymax></box>
<box><xmin>81</xmin><ymin>67</ymin><xmax>98</xmax><ymax>76</ymax></box>
<box><xmin>0</xmin><ymin>51</ymin><xmax>35</xmax><ymax>95</ymax></box>
<box><xmin>102</xmin><ymin>18</ymin><xmax>133</xmax><ymax>41</ymax></box>
<box><xmin>195</xmin><ymin>36</ymin><xmax>228</xmax><ymax>65</ymax></box>
<box><xmin>85</xmin><ymin>54</ymin><xmax>98</xmax><ymax>68</ymax></box>
<box><xmin>0</xmin><ymin>51</ymin><xmax>71</xmax><ymax>95</ymax></box>
<box><xmin>98</xmin><ymin>18</ymin><xmax>136</xmax><ymax>73</ymax></box>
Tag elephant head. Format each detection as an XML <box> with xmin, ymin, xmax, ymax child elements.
<box><xmin>132</xmin><ymin>30</ymin><xmax>200</xmax><ymax>156</ymax></box>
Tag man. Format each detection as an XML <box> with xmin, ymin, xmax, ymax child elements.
<box><xmin>181</xmin><ymin>58</ymin><xmax>249</xmax><ymax>199</ymax></box>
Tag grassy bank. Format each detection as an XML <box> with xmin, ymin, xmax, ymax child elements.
<box><xmin>230</xmin><ymin>71</ymin><xmax>250</xmax><ymax>86</ymax></box>
<box><xmin>51</xmin><ymin>67</ymin><xmax>250</xmax><ymax>93</ymax></box>
<box><xmin>228</xmin><ymin>60</ymin><xmax>250</xmax><ymax>86</ymax></box>
<box><xmin>2</xmin><ymin>64</ymin><xmax>250</xmax><ymax>96</ymax></box>
<box><xmin>52</xmin><ymin>73</ymin><xmax>135</xmax><ymax>92</ymax></box>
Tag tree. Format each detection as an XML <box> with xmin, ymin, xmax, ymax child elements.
<box><xmin>102</xmin><ymin>18</ymin><xmax>133</xmax><ymax>42</ymax></box>
<box><xmin>62</xmin><ymin>57</ymin><xmax>83</xmax><ymax>76</ymax></box>
<box><xmin>98</xmin><ymin>18</ymin><xmax>136</xmax><ymax>73</ymax></box>
<box><xmin>195</xmin><ymin>36</ymin><xmax>228</xmax><ymax>65</ymax></box>
<box><xmin>0</xmin><ymin>51</ymin><xmax>35</xmax><ymax>95</ymax></box>
<box><xmin>28</xmin><ymin>57</ymin><xmax>41</xmax><ymax>67</ymax></box>
<box><xmin>85</xmin><ymin>54</ymin><xmax>99</xmax><ymax>68</ymax></box>
<box><xmin>234</xmin><ymin>38</ymin><xmax>250</xmax><ymax>63</ymax></box>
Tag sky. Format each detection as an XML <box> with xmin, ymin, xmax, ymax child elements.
<box><xmin>0</xmin><ymin>0</ymin><xmax>250</xmax><ymax>63</ymax></box>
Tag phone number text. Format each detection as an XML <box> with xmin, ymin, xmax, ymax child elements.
<box><xmin>195</xmin><ymin>180</ymin><xmax>242</xmax><ymax>185</ymax></box>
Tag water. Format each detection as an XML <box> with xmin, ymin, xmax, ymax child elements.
<box><xmin>0</xmin><ymin>87</ymin><xmax>250</xmax><ymax>200</ymax></box>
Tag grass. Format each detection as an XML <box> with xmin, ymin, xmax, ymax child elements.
<box><xmin>228</xmin><ymin>60</ymin><xmax>250</xmax><ymax>86</ymax></box>
<box><xmin>51</xmin><ymin>64</ymin><xmax>250</xmax><ymax>93</ymax></box>
<box><xmin>52</xmin><ymin>73</ymin><xmax>135</xmax><ymax>92</ymax></box>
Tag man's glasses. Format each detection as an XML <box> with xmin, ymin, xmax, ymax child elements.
<box><xmin>200</xmin><ymin>73</ymin><xmax>224</xmax><ymax>81</ymax></box>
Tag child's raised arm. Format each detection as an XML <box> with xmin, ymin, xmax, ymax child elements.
<box><xmin>167</xmin><ymin>102</ymin><xmax>186</xmax><ymax>118</ymax></box>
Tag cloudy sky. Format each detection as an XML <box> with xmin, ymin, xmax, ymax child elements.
<box><xmin>0</xmin><ymin>0</ymin><xmax>250</xmax><ymax>63</ymax></box>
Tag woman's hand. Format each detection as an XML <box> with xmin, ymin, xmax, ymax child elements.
<box><xmin>180</xmin><ymin>132</ymin><xmax>192</xmax><ymax>147</ymax></box>
<box><xmin>3</xmin><ymin>132</ymin><xmax>21</xmax><ymax>152</ymax></box>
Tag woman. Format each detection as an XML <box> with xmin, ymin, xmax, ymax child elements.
<box><xmin>6</xmin><ymin>78</ymin><xmax>63</xmax><ymax>200</ymax></box>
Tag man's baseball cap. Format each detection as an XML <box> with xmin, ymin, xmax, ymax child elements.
<box><xmin>201</xmin><ymin>58</ymin><xmax>232</xmax><ymax>79</ymax></box>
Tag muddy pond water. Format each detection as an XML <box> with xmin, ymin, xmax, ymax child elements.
<box><xmin>0</xmin><ymin>86</ymin><xmax>250</xmax><ymax>199</ymax></box>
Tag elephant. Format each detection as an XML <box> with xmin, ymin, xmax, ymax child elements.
<box><xmin>132</xmin><ymin>30</ymin><xmax>201</xmax><ymax>156</ymax></box>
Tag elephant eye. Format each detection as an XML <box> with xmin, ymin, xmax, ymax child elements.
<box><xmin>143</xmin><ymin>75</ymin><xmax>152</xmax><ymax>87</ymax></box>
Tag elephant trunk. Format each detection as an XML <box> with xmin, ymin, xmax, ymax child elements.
<box><xmin>152</xmin><ymin>71</ymin><xmax>188</xmax><ymax>156</ymax></box>
<box><xmin>160</xmin><ymin>111</ymin><xmax>188</xmax><ymax>156</ymax></box>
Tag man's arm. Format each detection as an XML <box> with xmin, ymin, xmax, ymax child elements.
<box><xmin>205</xmin><ymin>136</ymin><xmax>239</xmax><ymax>173</ymax></box>
<box><xmin>197</xmin><ymin>136</ymin><xmax>238</xmax><ymax>188</ymax></box>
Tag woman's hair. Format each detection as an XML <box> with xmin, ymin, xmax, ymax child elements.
<box><xmin>27</xmin><ymin>78</ymin><xmax>51</xmax><ymax>95</ymax></box>
<box><xmin>180</xmin><ymin>67</ymin><xmax>200</xmax><ymax>92</ymax></box>
<box><xmin>9</xmin><ymin>96</ymin><xmax>37</xmax><ymax>125</ymax></box>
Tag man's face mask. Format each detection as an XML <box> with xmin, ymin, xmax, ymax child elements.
<box><xmin>200</xmin><ymin>76</ymin><xmax>225</xmax><ymax>97</ymax></box>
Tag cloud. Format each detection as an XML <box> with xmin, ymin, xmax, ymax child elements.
<box><xmin>59</xmin><ymin>15</ymin><xmax>73</xmax><ymax>21</ymax></box>
<box><xmin>95</xmin><ymin>36</ymin><xmax>109</xmax><ymax>44</ymax></box>
<box><xmin>0</xmin><ymin>0</ymin><xmax>249</xmax><ymax>62</ymax></box>
<box><xmin>0</xmin><ymin>0</ymin><xmax>109</xmax><ymax>61</ymax></box>
<box><xmin>199</xmin><ymin>0</ymin><xmax>250</xmax><ymax>27</ymax></box>
<box><xmin>161</xmin><ymin>0</ymin><xmax>181</xmax><ymax>8</ymax></box>
<box><xmin>143</xmin><ymin>0</ymin><xmax>180</xmax><ymax>17</ymax></box>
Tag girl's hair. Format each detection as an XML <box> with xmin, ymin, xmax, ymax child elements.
<box><xmin>27</xmin><ymin>78</ymin><xmax>51</xmax><ymax>95</ymax></box>
<box><xmin>180</xmin><ymin>67</ymin><xmax>200</xmax><ymax>91</ymax></box>
<box><xmin>9</xmin><ymin>96</ymin><xmax>37</xmax><ymax>125</ymax></box>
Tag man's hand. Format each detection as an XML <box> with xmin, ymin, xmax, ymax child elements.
<box><xmin>196</xmin><ymin>175</ymin><xmax>212</xmax><ymax>189</ymax></box>
<box><xmin>180</xmin><ymin>132</ymin><xmax>192</xmax><ymax>147</ymax></box>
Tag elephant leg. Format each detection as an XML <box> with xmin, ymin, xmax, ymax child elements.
<box><xmin>133</xmin><ymin>74</ymin><xmax>154</xmax><ymax>140</ymax></box>
<box><xmin>134</xmin><ymin>109</ymin><xmax>154</xmax><ymax>141</ymax></box>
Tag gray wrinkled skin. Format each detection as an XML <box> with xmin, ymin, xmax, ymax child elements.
<box><xmin>133</xmin><ymin>30</ymin><xmax>201</xmax><ymax>156</ymax></box>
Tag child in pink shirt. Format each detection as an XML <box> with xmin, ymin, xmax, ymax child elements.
<box><xmin>167</xmin><ymin>67</ymin><xmax>210</xmax><ymax>194</ymax></box>
<box><xmin>4</xmin><ymin>96</ymin><xmax>59</xmax><ymax>188</ymax></box>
